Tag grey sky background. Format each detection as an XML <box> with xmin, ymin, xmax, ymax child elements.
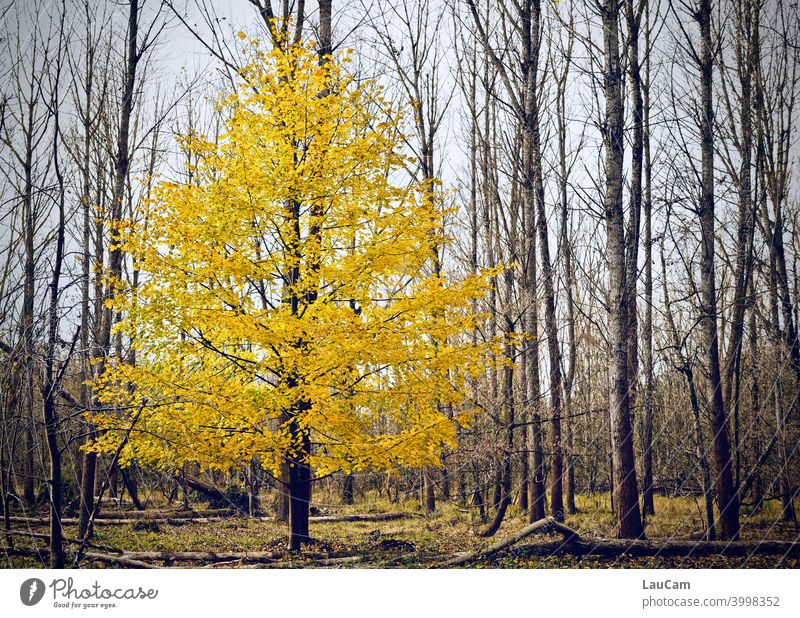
<box><xmin>0</xmin><ymin>0</ymin><xmax>797</xmax><ymax>376</ymax></box>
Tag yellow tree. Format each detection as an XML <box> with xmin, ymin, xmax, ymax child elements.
<box><xmin>90</xmin><ymin>39</ymin><xmax>494</xmax><ymax>550</ymax></box>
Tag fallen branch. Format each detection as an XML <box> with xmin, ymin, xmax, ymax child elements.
<box><xmin>8</xmin><ymin>511</ymin><xmax>421</xmax><ymax>527</ymax></box>
<box><xmin>83</xmin><ymin>552</ymin><xmax>162</xmax><ymax>569</ymax></box>
<box><xmin>93</xmin><ymin>508</ymin><xmax>232</xmax><ymax>520</ymax></box>
<box><xmin>5</xmin><ymin>509</ymin><xmax>234</xmax><ymax>523</ymax></box>
<box><xmin>446</xmin><ymin>517</ymin><xmax>580</xmax><ymax>566</ymax></box>
<box><xmin>476</xmin><ymin>496</ymin><xmax>511</xmax><ymax>537</ymax></box>
<box><xmin>120</xmin><ymin>550</ymin><xmax>284</xmax><ymax>564</ymax></box>
<box><xmin>7</xmin><ymin>516</ymin><xmax>48</xmax><ymax>525</ymax></box>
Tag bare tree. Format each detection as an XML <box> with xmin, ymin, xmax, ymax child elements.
<box><xmin>694</xmin><ymin>0</ymin><xmax>740</xmax><ymax>540</ymax></box>
<box><xmin>601</xmin><ymin>0</ymin><xmax>643</xmax><ymax>539</ymax></box>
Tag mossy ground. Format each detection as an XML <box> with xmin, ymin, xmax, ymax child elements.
<box><xmin>3</xmin><ymin>493</ymin><xmax>798</xmax><ymax>568</ymax></box>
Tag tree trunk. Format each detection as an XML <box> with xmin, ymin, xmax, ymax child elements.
<box><xmin>21</xmin><ymin>107</ymin><xmax>36</xmax><ymax>512</ymax></box>
<box><xmin>82</xmin><ymin>0</ymin><xmax>141</xmax><ymax>541</ymax></box>
<box><xmin>556</xmin><ymin>7</ymin><xmax>578</xmax><ymax>516</ymax></box>
<box><xmin>696</xmin><ymin>0</ymin><xmax>740</xmax><ymax>540</ymax></box>
<box><xmin>623</xmin><ymin>0</ymin><xmax>643</xmax><ymax>482</ymax></box>
<box><xmin>423</xmin><ymin>468</ymin><xmax>436</xmax><ymax>515</ymax></box>
<box><xmin>640</xmin><ymin>1</ymin><xmax>655</xmax><ymax>518</ymax></box>
<box><xmin>526</xmin><ymin>245</ymin><xmax>546</xmax><ymax>522</ymax></box>
<box><xmin>286</xmin><ymin>414</ymin><xmax>311</xmax><ymax>551</ymax></box>
<box><xmin>722</xmin><ymin>0</ymin><xmax>758</xmax><ymax>488</ymax></box>
<box><xmin>602</xmin><ymin>0</ymin><xmax>643</xmax><ymax>539</ymax></box>
<box><xmin>42</xmin><ymin>56</ymin><xmax>67</xmax><ymax>566</ymax></box>
<box><xmin>342</xmin><ymin>473</ymin><xmax>354</xmax><ymax>505</ymax></box>
<box><xmin>528</xmin><ymin>0</ymin><xmax>564</xmax><ymax>523</ymax></box>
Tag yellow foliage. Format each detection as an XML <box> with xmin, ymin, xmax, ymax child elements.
<box><xmin>90</xmin><ymin>41</ymin><xmax>497</xmax><ymax>480</ymax></box>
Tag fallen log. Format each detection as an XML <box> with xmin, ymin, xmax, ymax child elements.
<box><xmin>7</xmin><ymin>516</ymin><xmax>48</xmax><ymax>525</ymax></box>
<box><xmin>83</xmin><ymin>552</ymin><xmax>163</xmax><ymax>569</ymax></box>
<box><xmin>117</xmin><ymin>550</ymin><xmax>366</xmax><ymax>567</ymax></box>
<box><xmin>512</xmin><ymin>538</ymin><xmax>800</xmax><ymax>559</ymax></box>
<box><xmin>2</xmin><ymin>547</ymin><xmax>159</xmax><ymax>569</ymax></box>
<box><xmin>93</xmin><ymin>508</ymin><xmax>232</xmax><ymax>520</ymax></box>
<box><xmin>120</xmin><ymin>550</ymin><xmax>284</xmax><ymax>564</ymax></box>
<box><xmin>8</xmin><ymin>511</ymin><xmax>420</xmax><ymax>527</ymax></box>
<box><xmin>446</xmin><ymin>517</ymin><xmax>581</xmax><ymax>566</ymax></box>
<box><xmin>476</xmin><ymin>496</ymin><xmax>511</xmax><ymax>538</ymax></box>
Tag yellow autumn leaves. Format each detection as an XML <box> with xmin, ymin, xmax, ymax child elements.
<box><xmin>88</xmin><ymin>39</ymin><xmax>497</xmax><ymax>480</ymax></box>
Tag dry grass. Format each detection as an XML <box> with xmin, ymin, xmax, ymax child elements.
<box><xmin>3</xmin><ymin>492</ymin><xmax>798</xmax><ymax>568</ymax></box>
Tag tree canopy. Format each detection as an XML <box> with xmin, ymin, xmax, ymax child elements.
<box><xmin>89</xmin><ymin>39</ymin><xmax>495</xmax><ymax>483</ymax></box>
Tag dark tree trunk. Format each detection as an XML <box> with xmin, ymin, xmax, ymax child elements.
<box><xmin>526</xmin><ymin>240</ymin><xmax>546</xmax><ymax>522</ymax></box>
<box><xmin>722</xmin><ymin>1</ymin><xmax>758</xmax><ymax>485</ymax></box>
<box><xmin>555</xmin><ymin>7</ymin><xmax>577</xmax><ymax>516</ymax></box>
<box><xmin>623</xmin><ymin>0</ymin><xmax>644</xmax><ymax>476</ymax></box>
<box><xmin>640</xmin><ymin>1</ymin><xmax>655</xmax><ymax>518</ymax></box>
<box><xmin>42</xmin><ymin>50</ymin><xmax>67</xmax><ymax>566</ymax></box>
<box><xmin>526</xmin><ymin>0</ymin><xmax>565</xmax><ymax>523</ymax></box>
<box><xmin>342</xmin><ymin>473</ymin><xmax>354</xmax><ymax>505</ymax></box>
<box><xmin>42</xmin><ymin>395</ymin><xmax>64</xmax><ymax>568</ymax></box>
<box><xmin>285</xmin><ymin>410</ymin><xmax>311</xmax><ymax>551</ymax></box>
<box><xmin>602</xmin><ymin>0</ymin><xmax>643</xmax><ymax>539</ymax></box>
<box><xmin>120</xmin><ymin>468</ymin><xmax>144</xmax><ymax>511</ymax></box>
<box><xmin>82</xmin><ymin>0</ymin><xmax>140</xmax><ymax>540</ymax></box>
<box><xmin>696</xmin><ymin>0</ymin><xmax>740</xmax><ymax>540</ymax></box>
<box><xmin>517</xmin><ymin>0</ymin><xmax>546</xmax><ymax>525</ymax></box>
<box><xmin>21</xmin><ymin>104</ymin><xmax>36</xmax><ymax>512</ymax></box>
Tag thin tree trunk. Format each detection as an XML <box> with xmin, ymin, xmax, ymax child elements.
<box><xmin>82</xmin><ymin>0</ymin><xmax>141</xmax><ymax>540</ymax></box>
<box><xmin>696</xmin><ymin>0</ymin><xmax>740</xmax><ymax>540</ymax></box>
<box><xmin>602</xmin><ymin>0</ymin><xmax>643</xmax><ymax>539</ymax></box>
<box><xmin>527</xmin><ymin>0</ymin><xmax>564</xmax><ymax>523</ymax></box>
<box><xmin>342</xmin><ymin>473</ymin><xmax>354</xmax><ymax>505</ymax></box>
<box><xmin>623</xmin><ymin>0</ymin><xmax>644</xmax><ymax>472</ymax></box>
<box><xmin>556</xmin><ymin>7</ymin><xmax>577</xmax><ymax>515</ymax></box>
<box><xmin>42</xmin><ymin>40</ymin><xmax>67</xmax><ymax>565</ymax></box>
<box><xmin>640</xmin><ymin>0</ymin><xmax>655</xmax><ymax>517</ymax></box>
<box><xmin>526</xmin><ymin>226</ymin><xmax>546</xmax><ymax>522</ymax></box>
<box><xmin>21</xmin><ymin>106</ymin><xmax>36</xmax><ymax>512</ymax></box>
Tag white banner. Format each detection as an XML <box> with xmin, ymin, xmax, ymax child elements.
<box><xmin>1</xmin><ymin>569</ymin><xmax>797</xmax><ymax>618</ymax></box>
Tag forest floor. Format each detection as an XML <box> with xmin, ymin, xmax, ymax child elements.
<box><xmin>3</xmin><ymin>494</ymin><xmax>798</xmax><ymax>568</ymax></box>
